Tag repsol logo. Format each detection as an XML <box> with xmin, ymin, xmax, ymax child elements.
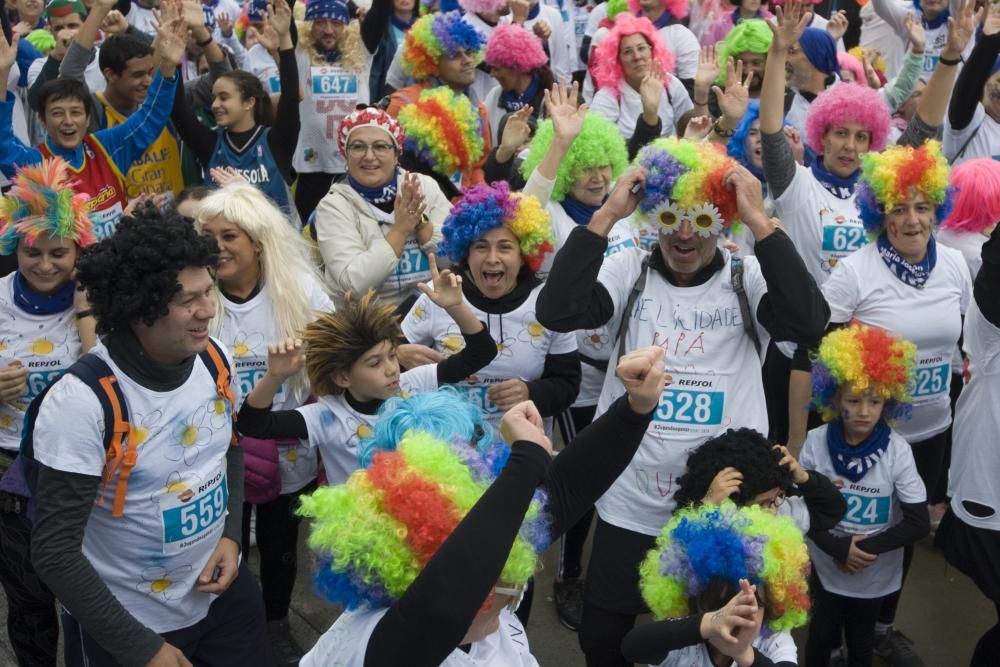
<box><xmin>198</xmin><ymin>471</ymin><xmax>223</xmax><ymax>494</ymax></box>
<box><xmin>676</xmin><ymin>379</ymin><xmax>712</xmax><ymax>387</ymax></box>
<box><xmin>27</xmin><ymin>360</ymin><xmax>60</xmax><ymax>368</ymax></box>
<box><xmin>848</xmin><ymin>484</ymin><xmax>879</xmax><ymax>494</ymax></box>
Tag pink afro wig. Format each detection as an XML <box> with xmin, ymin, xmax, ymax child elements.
<box><xmin>804</xmin><ymin>83</ymin><xmax>890</xmax><ymax>156</ymax></box>
<box><xmin>592</xmin><ymin>14</ymin><xmax>675</xmax><ymax>95</ymax></box>
<box><xmin>458</xmin><ymin>0</ymin><xmax>507</xmax><ymax>15</ymax></box>
<box><xmin>485</xmin><ymin>24</ymin><xmax>548</xmax><ymax>73</ymax></box>
<box><xmin>941</xmin><ymin>158</ymin><xmax>1000</xmax><ymax>234</ymax></box>
<box><xmin>627</xmin><ymin>0</ymin><xmax>688</xmax><ymax>20</ymax></box>
<box><xmin>837</xmin><ymin>52</ymin><xmax>867</xmax><ymax>86</ymax></box>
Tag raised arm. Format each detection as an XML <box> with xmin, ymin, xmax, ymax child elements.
<box><xmin>949</xmin><ymin>5</ymin><xmax>1000</xmax><ymax>132</ymax></box>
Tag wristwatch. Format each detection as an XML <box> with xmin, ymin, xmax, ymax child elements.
<box><xmin>713</xmin><ymin>118</ymin><xmax>736</xmax><ymax>138</ymax></box>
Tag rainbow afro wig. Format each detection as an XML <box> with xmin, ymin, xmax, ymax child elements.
<box><xmin>854</xmin><ymin>140</ymin><xmax>952</xmax><ymax>237</ymax></box>
<box><xmin>485</xmin><ymin>23</ymin><xmax>548</xmax><ymax>73</ymax></box>
<box><xmin>438</xmin><ymin>182</ymin><xmax>555</xmax><ymax>273</ymax></box>
<box><xmin>592</xmin><ymin>14</ymin><xmax>675</xmax><ymax>95</ymax></box>
<box><xmin>804</xmin><ymin>83</ymin><xmax>891</xmax><ymax>156</ymax></box>
<box><xmin>398</xmin><ymin>86</ymin><xmax>485</xmax><ymax>177</ymax></box>
<box><xmin>297</xmin><ymin>428</ymin><xmax>550</xmax><ymax>609</ymax></box>
<box><xmin>627</xmin><ymin>0</ymin><xmax>689</xmax><ymax>20</ymax></box>
<box><xmin>716</xmin><ymin>20</ymin><xmax>772</xmax><ymax>85</ymax></box>
<box><xmin>402</xmin><ymin>11</ymin><xmax>486</xmax><ymax>80</ymax></box>
<box><xmin>0</xmin><ymin>158</ymin><xmax>96</xmax><ymax>256</ymax></box>
<box><xmin>519</xmin><ymin>112</ymin><xmax>628</xmax><ymax>203</ymax></box>
<box><xmin>811</xmin><ymin>322</ymin><xmax>916</xmax><ymax>423</ymax></box>
<box><xmin>941</xmin><ymin>158</ymin><xmax>1000</xmax><ymax>235</ymax></box>
<box><xmin>635</xmin><ymin>138</ymin><xmax>739</xmax><ymax>235</ymax></box>
<box><xmin>639</xmin><ymin>502</ymin><xmax>811</xmax><ymax>633</ymax></box>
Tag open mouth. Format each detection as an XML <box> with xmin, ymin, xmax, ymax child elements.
<box><xmin>481</xmin><ymin>270</ymin><xmax>505</xmax><ymax>289</ymax></box>
<box><xmin>189</xmin><ymin>325</ymin><xmax>209</xmax><ymax>339</ymax></box>
<box><xmin>671</xmin><ymin>244</ymin><xmax>697</xmax><ymax>259</ymax></box>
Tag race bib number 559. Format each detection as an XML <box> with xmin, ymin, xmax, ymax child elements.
<box><xmin>162</xmin><ymin>475</ymin><xmax>228</xmax><ymax>555</ymax></box>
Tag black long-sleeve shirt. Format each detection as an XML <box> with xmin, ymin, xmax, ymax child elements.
<box><xmin>974</xmin><ymin>224</ymin><xmax>1000</xmax><ymax>328</ymax></box>
<box><xmin>170</xmin><ymin>47</ymin><xmax>300</xmax><ymax>184</ymax></box>
<box><xmin>794</xmin><ymin>469</ymin><xmax>847</xmax><ymax>533</ymax></box>
<box><xmin>364</xmin><ymin>394</ymin><xmax>654</xmax><ymax>666</ymax></box>
<box><xmin>535</xmin><ymin>225</ymin><xmax>830</xmax><ymax>347</ymax></box>
<box><xmin>948</xmin><ymin>32</ymin><xmax>1000</xmax><ymax>132</ymax></box>
<box><xmin>808</xmin><ymin>501</ymin><xmax>930</xmax><ymax>563</ymax></box>
<box><xmin>622</xmin><ymin>615</ymin><xmax>796</xmax><ymax>667</ymax></box>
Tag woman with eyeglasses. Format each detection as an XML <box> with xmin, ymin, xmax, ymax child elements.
<box><xmin>312</xmin><ymin>107</ymin><xmax>450</xmax><ymax>312</ymax></box>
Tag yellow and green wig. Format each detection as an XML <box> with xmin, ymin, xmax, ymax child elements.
<box><xmin>298</xmin><ymin>428</ymin><xmax>550</xmax><ymax>609</ymax></box>
<box><xmin>398</xmin><ymin>86</ymin><xmax>485</xmax><ymax>177</ymax></box>
<box><xmin>519</xmin><ymin>112</ymin><xmax>628</xmax><ymax>203</ymax></box>
<box><xmin>811</xmin><ymin>322</ymin><xmax>917</xmax><ymax>423</ymax></box>
<box><xmin>639</xmin><ymin>502</ymin><xmax>811</xmax><ymax>633</ymax></box>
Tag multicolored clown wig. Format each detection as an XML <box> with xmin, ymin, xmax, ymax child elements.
<box><xmin>715</xmin><ymin>19</ymin><xmax>772</xmax><ymax>86</ymax></box>
<box><xmin>0</xmin><ymin>158</ymin><xmax>96</xmax><ymax>255</ymax></box>
<box><xmin>402</xmin><ymin>11</ymin><xmax>486</xmax><ymax>81</ymax></box>
<box><xmin>854</xmin><ymin>140</ymin><xmax>952</xmax><ymax>237</ymax></box>
<box><xmin>811</xmin><ymin>322</ymin><xmax>916</xmax><ymax>423</ymax></box>
<box><xmin>635</xmin><ymin>138</ymin><xmax>739</xmax><ymax>237</ymax></box>
<box><xmin>804</xmin><ymin>83</ymin><xmax>891</xmax><ymax>157</ymax></box>
<box><xmin>398</xmin><ymin>86</ymin><xmax>485</xmax><ymax>177</ymax></box>
<box><xmin>438</xmin><ymin>182</ymin><xmax>555</xmax><ymax>273</ymax></box>
<box><xmin>484</xmin><ymin>23</ymin><xmax>548</xmax><ymax>73</ymax></box>
<box><xmin>627</xmin><ymin>0</ymin><xmax>689</xmax><ymax>20</ymax></box>
<box><xmin>941</xmin><ymin>158</ymin><xmax>1000</xmax><ymax>235</ymax></box>
<box><xmin>591</xmin><ymin>14</ymin><xmax>676</xmax><ymax>95</ymax></box>
<box><xmin>297</xmin><ymin>427</ymin><xmax>550</xmax><ymax>609</ymax></box>
<box><xmin>639</xmin><ymin>502</ymin><xmax>811</xmax><ymax>633</ymax></box>
<box><xmin>519</xmin><ymin>112</ymin><xmax>629</xmax><ymax>203</ymax></box>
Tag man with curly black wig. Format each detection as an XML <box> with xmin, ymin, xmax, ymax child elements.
<box><xmin>29</xmin><ymin>208</ymin><xmax>270</xmax><ymax>666</ymax></box>
<box><xmin>674</xmin><ymin>427</ymin><xmax>846</xmax><ymax>534</ymax></box>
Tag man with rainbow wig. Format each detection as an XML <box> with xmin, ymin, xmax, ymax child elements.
<box><xmin>536</xmin><ymin>137</ymin><xmax>828</xmax><ymax>665</ymax></box>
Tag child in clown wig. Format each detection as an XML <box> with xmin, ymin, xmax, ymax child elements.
<box><xmin>621</xmin><ymin>502</ymin><xmax>811</xmax><ymax>667</ymax></box>
<box><xmin>799</xmin><ymin>323</ymin><xmax>930</xmax><ymax>667</ymax></box>
<box><xmin>236</xmin><ymin>258</ymin><xmax>498</xmax><ymax>486</ymax></box>
<box><xmin>296</xmin><ymin>346</ymin><xmax>666</xmax><ymax>666</ymax></box>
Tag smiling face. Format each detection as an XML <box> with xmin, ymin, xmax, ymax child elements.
<box><xmin>15</xmin><ymin>0</ymin><xmax>43</xmax><ymax>23</ymax></box>
<box><xmin>821</xmin><ymin>122</ymin><xmax>871</xmax><ymax>178</ymax></box>
<box><xmin>619</xmin><ymin>33</ymin><xmax>653</xmax><ymax>88</ymax></box>
<box><xmin>16</xmin><ymin>235</ymin><xmax>78</xmax><ymax>296</ymax></box>
<box><xmin>199</xmin><ymin>215</ymin><xmax>261</xmax><ymax>291</ymax></box>
<box><xmin>336</xmin><ymin>339</ymin><xmax>402</xmax><ymax>402</ymax></box>
<box><xmin>210</xmin><ymin>77</ymin><xmax>253</xmax><ymax>130</ymax></box>
<box><xmin>568</xmin><ymin>165</ymin><xmax>612</xmax><ymax>207</ymax></box>
<box><xmin>467</xmin><ymin>226</ymin><xmax>524</xmax><ymax>299</ymax></box>
<box><xmin>836</xmin><ymin>387</ymin><xmax>885</xmax><ymax>444</ymax></box>
<box><xmin>105</xmin><ymin>55</ymin><xmax>155</xmax><ymax>108</ymax></box>
<box><xmin>41</xmin><ymin>95</ymin><xmax>89</xmax><ymax>150</ymax></box>
<box><xmin>657</xmin><ymin>218</ymin><xmax>718</xmax><ymax>285</ymax></box>
<box><xmin>132</xmin><ymin>266</ymin><xmax>216</xmax><ymax>364</ymax></box>
<box><xmin>437</xmin><ymin>47</ymin><xmax>478</xmax><ymax>89</ymax></box>
<box><xmin>885</xmin><ymin>189</ymin><xmax>935</xmax><ymax>265</ymax></box>
<box><xmin>311</xmin><ymin>18</ymin><xmax>346</xmax><ymax>52</ymax></box>
<box><xmin>345</xmin><ymin>126</ymin><xmax>399</xmax><ymax>188</ymax></box>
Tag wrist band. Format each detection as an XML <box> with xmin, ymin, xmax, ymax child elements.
<box><xmin>75</xmin><ymin>309</ymin><xmax>94</xmax><ymax>320</ymax></box>
<box><xmin>196</xmin><ymin>35</ymin><xmax>214</xmax><ymax>47</ymax></box>
<box><xmin>713</xmin><ymin>119</ymin><xmax>735</xmax><ymax>138</ymax></box>
<box><xmin>938</xmin><ymin>55</ymin><xmax>961</xmax><ymax>66</ymax></box>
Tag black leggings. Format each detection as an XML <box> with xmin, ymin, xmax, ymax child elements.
<box><xmin>806</xmin><ymin>575</ymin><xmax>884</xmax><ymax>667</ymax></box>
<box><xmin>554</xmin><ymin>404</ymin><xmax>598</xmax><ymax>580</ymax></box>
<box><xmin>241</xmin><ymin>481</ymin><xmax>316</xmax><ymax>621</ymax></box>
<box><xmin>0</xmin><ymin>504</ymin><xmax>58</xmax><ymax>666</ymax></box>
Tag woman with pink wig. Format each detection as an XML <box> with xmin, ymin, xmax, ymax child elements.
<box><xmin>938</xmin><ymin>158</ymin><xmax>1000</xmax><ymax>279</ymax></box>
<box><xmin>589</xmin><ymin>14</ymin><xmax>694</xmax><ymax>145</ymax></box>
<box><xmin>482</xmin><ymin>23</ymin><xmax>555</xmax><ymax>143</ymax></box>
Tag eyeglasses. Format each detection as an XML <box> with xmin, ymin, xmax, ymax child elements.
<box><xmin>761</xmin><ymin>492</ymin><xmax>786</xmax><ymax>511</ymax></box>
<box><xmin>347</xmin><ymin>142</ymin><xmax>395</xmax><ymax>158</ymax></box>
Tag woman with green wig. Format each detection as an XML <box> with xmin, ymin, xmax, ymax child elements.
<box><xmin>518</xmin><ymin>81</ymin><xmax>637</xmax><ymax>631</ymax></box>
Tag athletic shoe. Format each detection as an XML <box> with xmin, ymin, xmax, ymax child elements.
<box><xmin>874</xmin><ymin>629</ymin><xmax>924</xmax><ymax>666</ymax></box>
<box><xmin>268</xmin><ymin>618</ymin><xmax>304</xmax><ymax>667</ymax></box>
<box><xmin>829</xmin><ymin>643</ymin><xmax>847</xmax><ymax>667</ymax></box>
<box><xmin>554</xmin><ymin>578</ymin><xmax>585</xmax><ymax>631</ymax></box>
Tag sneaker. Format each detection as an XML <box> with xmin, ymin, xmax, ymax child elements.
<box><xmin>554</xmin><ymin>578</ymin><xmax>585</xmax><ymax>631</ymax></box>
<box><xmin>829</xmin><ymin>644</ymin><xmax>847</xmax><ymax>667</ymax></box>
<box><xmin>268</xmin><ymin>618</ymin><xmax>304</xmax><ymax>667</ymax></box>
<box><xmin>874</xmin><ymin>629</ymin><xmax>924</xmax><ymax>667</ymax></box>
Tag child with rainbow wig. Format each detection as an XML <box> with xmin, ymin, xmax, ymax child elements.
<box><xmin>621</xmin><ymin>502</ymin><xmax>811</xmax><ymax>666</ymax></box>
<box><xmin>297</xmin><ymin>346</ymin><xmax>667</xmax><ymax>666</ymax></box>
<box><xmin>799</xmin><ymin>323</ymin><xmax>930</xmax><ymax>667</ymax></box>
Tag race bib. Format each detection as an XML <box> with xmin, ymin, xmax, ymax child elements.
<box><xmin>841</xmin><ymin>492</ymin><xmax>890</xmax><ymax>532</ymax></box>
<box><xmin>391</xmin><ymin>240</ymin><xmax>431</xmax><ymax>286</ymax></box>
<box><xmin>90</xmin><ymin>202</ymin><xmax>123</xmax><ymax>240</ymax></box>
<box><xmin>923</xmin><ymin>54</ymin><xmax>939</xmax><ymax>74</ymax></box>
<box><xmin>651</xmin><ymin>373</ymin><xmax>725</xmax><ymax>435</ymax></box>
<box><xmin>24</xmin><ymin>369</ymin><xmax>63</xmax><ymax>402</ymax></box>
<box><xmin>605</xmin><ymin>237</ymin><xmax>637</xmax><ymax>257</ymax></box>
<box><xmin>161</xmin><ymin>473</ymin><xmax>228</xmax><ymax>555</ymax></box>
<box><xmin>236</xmin><ymin>366</ymin><xmax>285</xmax><ymax>405</ymax></box>
<box><xmin>909</xmin><ymin>359</ymin><xmax>950</xmax><ymax>401</ymax></box>
<box><xmin>311</xmin><ymin>67</ymin><xmax>358</xmax><ymax>99</ymax></box>
<box><xmin>574</xmin><ymin>13</ymin><xmax>587</xmax><ymax>37</ymax></box>
<box><xmin>821</xmin><ymin>223</ymin><xmax>867</xmax><ymax>255</ymax></box>
<box><xmin>268</xmin><ymin>74</ymin><xmax>281</xmax><ymax>95</ymax></box>
<box><xmin>461</xmin><ymin>382</ymin><xmax>501</xmax><ymax>417</ymax></box>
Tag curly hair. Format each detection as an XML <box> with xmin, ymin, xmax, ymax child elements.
<box><xmin>303</xmin><ymin>290</ymin><xmax>403</xmax><ymax>397</ymax></box>
<box><xmin>804</xmin><ymin>83</ymin><xmax>891</xmax><ymax>156</ymax></box>
<box><xmin>940</xmin><ymin>158</ymin><xmax>1000</xmax><ymax>235</ymax></box>
<box><xmin>592</xmin><ymin>14</ymin><xmax>675</xmax><ymax>96</ymax></box>
<box><xmin>75</xmin><ymin>209</ymin><xmax>219</xmax><ymax>336</ymax></box>
<box><xmin>626</xmin><ymin>0</ymin><xmax>689</xmax><ymax>20</ymax></box>
<box><xmin>519</xmin><ymin>112</ymin><xmax>629</xmax><ymax>203</ymax></box>
<box><xmin>716</xmin><ymin>19</ymin><xmax>772</xmax><ymax>85</ymax></box>
<box><xmin>402</xmin><ymin>11</ymin><xmax>486</xmax><ymax>80</ymax></box>
<box><xmin>674</xmin><ymin>428</ymin><xmax>793</xmax><ymax>508</ymax></box>
<box><xmin>484</xmin><ymin>23</ymin><xmax>548</xmax><ymax>73</ymax></box>
<box><xmin>854</xmin><ymin>140</ymin><xmax>952</xmax><ymax>237</ymax></box>
<box><xmin>398</xmin><ymin>86</ymin><xmax>485</xmax><ymax>176</ymax></box>
<box><xmin>297</xmin><ymin>19</ymin><xmax>367</xmax><ymax>72</ymax></box>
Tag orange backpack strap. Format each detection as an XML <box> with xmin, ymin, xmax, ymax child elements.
<box><xmin>200</xmin><ymin>339</ymin><xmax>238</xmax><ymax>446</ymax></box>
<box><xmin>95</xmin><ymin>375</ymin><xmax>136</xmax><ymax>518</ymax></box>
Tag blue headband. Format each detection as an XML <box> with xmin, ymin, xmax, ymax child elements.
<box><xmin>798</xmin><ymin>27</ymin><xmax>840</xmax><ymax>76</ymax></box>
<box><xmin>306</xmin><ymin>0</ymin><xmax>350</xmax><ymax>23</ymax></box>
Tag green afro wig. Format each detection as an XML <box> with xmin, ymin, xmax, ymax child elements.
<box><xmin>716</xmin><ymin>19</ymin><xmax>772</xmax><ymax>85</ymax></box>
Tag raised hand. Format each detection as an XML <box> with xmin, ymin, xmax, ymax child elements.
<box><xmin>597</xmin><ymin>166</ymin><xmax>647</xmax><ymax>225</ymax></box>
<box><xmin>155</xmin><ymin>11</ymin><xmax>189</xmax><ymax>67</ymax></box>
<box><xmin>210</xmin><ymin>166</ymin><xmax>249</xmax><ymax>187</ymax></box>
<box><xmin>217</xmin><ymin>12</ymin><xmax>234</xmax><ymax>38</ymax></box>
<box><xmin>181</xmin><ymin>0</ymin><xmax>207</xmax><ymax>31</ymax></box>
<box><xmin>499</xmin><ymin>400</ymin><xmax>551</xmax><ymax>454</ymax></box>
<box><xmin>826</xmin><ymin>9</ymin><xmax>849</xmax><ymax>41</ymax></box>
<box><xmin>268</xmin><ymin>0</ymin><xmax>293</xmax><ymax>37</ymax></box>
<box><xmin>724</xmin><ymin>163</ymin><xmax>772</xmax><ymax>235</ymax></box>
<box><xmin>396</xmin><ymin>344</ymin><xmax>446</xmax><ymax>368</ymax></box>
<box><xmin>946</xmin><ymin>0</ymin><xmax>981</xmax><ymax>56</ymax></box>
<box><xmin>903</xmin><ymin>13</ymin><xmax>926</xmax><ymax>54</ymax></box>
<box><xmin>639</xmin><ymin>66</ymin><xmax>665</xmax><ymax>122</ymax></box>
<box><xmin>704</xmin><ymin>466</ymin><xmax>743</xmax><ymax>504</ymax></box>
<box><xmin>417</xmin><ymin>255</ymin><xmax>465</xmax><ymax>309</ymax></box>
<box><xmin>498</xmin><ymin>105</ymin><xmax>534</xmax><ymax>155</ymax></box>
<box><xmin>769</xmin><ymin>0</ymin><xmax>813</xmax><ymax>53</ymax></box>
<box><xmin>101</xmin><ymin>9</ymin><xmax>129</xmax><ymax>35</ymax></box>
<box><xmin>544</xmin><ymin>80</ymin><xmax>587</xmax><ymax>143</ymax></box>
<box><xmin>616</xmin><ymin>345</ymin><xmax>667</xmax><ymax>415</ymax></box>
<box><xmin>774</xmin><ymin>444</ymin><xmax>809</xmax><ymax>484</ymax></box>
<box><xmin>701</xmin><ymin>579</ymin><xmax>760</xmax><ymax>646</ymax></box>
<box><xmin>984</xmin><ymin>2</ymin><xmax>1000</xmax><ymax>38</ymax></box>
<box><xmin>533</xmin><ymin>20</ymin><xmax>552</xmax><ymax>41</ymax></box>
<box><xmin>11</xmin><ymin>21</ymin><xmax>32</xmax><ymax>37</ymax></box>
<box><xmin>684</xmin><ymin>115</ymin><xmax>713</xmax><ymax>140</ymax></box>
<box><xmin>393</xmin><ymin>173</ymin><xmax>427</xmax><ymax>232</ymax></box>
<box><xmin>0</xmin><ymin>30</ymin><xmax>19</xmax><ymax>74</ymax></box>
<box><xmin>708</xmin><ymin>579</ymin><xmax>763</xmax><ymax>664</ymax></box>
<box><xmin>694</xmin><ymin>44</ymin><xmax>721</xmax><ymax>94</ymax></box>
<box><xmin>51</xmin><ymin>28</ymin><xmax>74</xmax><ymax>60</ymax></box>
<box><xmin>713</xmin><ymin>58</ymin><xmax>751</xmax><ymax>123</ymax></box>
<box><xmin>510</xmin><ymin>0</ymin><xmax>530</xmax><ymax>24</ymax></box>
<box><xmin>265</xmin><ymin>338</ymin><xmax>305</xmax><ymax>381</ymax></box>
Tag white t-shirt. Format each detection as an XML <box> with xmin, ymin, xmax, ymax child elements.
<box><xmin>800</xmin><ymin>423</ymin><xmax>926</xmax><ymax>598</ymax></box>
<box><xmin>944</xmin><ymin>105</ymin><xmax>1000</xmax><ymax>166</ymax></box>
<box><xmin>301</xmin><ymin>606</ymin><xmax>538</xmax><ymax>667</ymax></box>
<box><xmin>591</xmin><ymin>76</ymin><xmax>693</xmax><ymax>141</ymax></box>
<box><xmin>822</xmin><ymin>242</ymin><xmax>971</xmax><ymax>442</ymax></box>
<box><xmin>949</xmin><ymin>301</ymin><xmax>1000</xmax><ymax>530</ymax></box>
<box><xmin>295</xmin><ymin>364</ymin><xmax>437</xmax><ymax>485</ymax></box>
<box><xmin>32</xmin><ymin>339</ymin><xmax>240</xmax><ymax>633</ymax></box>
<box><xmin>127</xmin><ymin>5</ymin><xmax>158</xmax><ymax>35</ymax></box>
<box><xmin>936</xmin><ymin>228</ymin><xmax>985</xmax><ymax>281</ymax></box>
<box><xmin>773</xmin><ymin>163</ymin><xmax>868</xmax><ymax>287</ymax></box>
<box><xmin>0</xmin><ymin>274</ymin><xmax>83</xmax><ymax>451</ymax></box>
<box><xmin>872</xmin><ymin>0</ymin><xmax>971</xmax><ymax>79</ymax></box>
<box><xmin>784</xmin><ymin>91</ymin><xmax>811</xmax><ymax>137</ymax></box>
<box><xmin>591</xmin><ymin>248</ymin><xmax>771</xmax><ymax>536</ymax></box>
<box><xmin>401</xmin><ymin>285</ymin><xmax>578</xmax><ymax>429</ymax></box>
<box><xmin>656</xmin><ymin>629</ymin><xmax>797</xmax><ymax>667</ymax></box>
<box><xmin>216</xmin><ymin>277</ymin><xmax>332</xmax><ymax>494</ymax></box>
